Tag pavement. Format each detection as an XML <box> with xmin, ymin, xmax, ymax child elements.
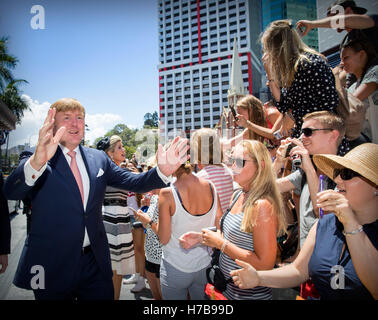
<box><xmin>0</xmin><ymin>203</ymin><xmax>298</xmax><ymax>300</ymax></box>
<box><xmin>0</xmin><ymin>206</ymin><xmax>153</xmax><ymax>300</ymax></box>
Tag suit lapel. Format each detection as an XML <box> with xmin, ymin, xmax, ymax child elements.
<box><xmin>49</xmin><ymin>147</ymin><xmax>84</xmax><ymax>207</ymax></box>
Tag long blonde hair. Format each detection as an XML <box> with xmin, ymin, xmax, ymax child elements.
<box><xmin>261</xmin><ymin>20</ymin><xmax>324</xmax><ymax>88</ymax></box>
<box><xmin>240</xmin><ymin>140</ymin><xmax>287</xmax><ymax>236</ymax></box>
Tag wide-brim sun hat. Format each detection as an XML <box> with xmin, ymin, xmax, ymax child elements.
<box><xmin>313</xmin><ymin>143</ymin><xmax>378</xmax><ymax>187</ymax></box>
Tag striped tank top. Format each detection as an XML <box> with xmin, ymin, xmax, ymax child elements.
<box><xmin>220</xmin><ymin>211</ymin><xmax>272</xmax><ymax>300</ymax></box>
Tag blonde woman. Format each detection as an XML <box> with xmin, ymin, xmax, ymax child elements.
<box><xmin>97</xmin><ymin>135</ymin><xmax>135</xmax><ymax>300</ymax></box>
<box><xmin>231</xmin><ymin>143</ymin><xmax>378</xmax><ymax>300</ymax></box>
<box><xmin>261</xmin><ymin>20</ymin><xmax>346</xmax><ymax>153</ymax></box>
<box><xmin>201</xmin><ymin>140</ymin><xmax>287</xmax><ymax>300</ymax></box>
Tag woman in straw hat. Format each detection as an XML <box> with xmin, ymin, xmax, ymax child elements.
<box><xmin>230</xmin><ymin>143</ymin><xmax>378</xmax><ymax>300</ymax></box>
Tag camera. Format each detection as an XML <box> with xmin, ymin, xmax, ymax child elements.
<box><xmin>285</xmin><ymin>143</ymin><xmax>295</xmax><ymax>158</ymax></box>
<box><xmin>285</xmin><ymin>143</ymin><xmax>302</xmax><ymax>167</ymax></box>
<box><xmin>292</xmin><ymin>154</ymin><xmax>302</xmax><ymax>167</ymax></box>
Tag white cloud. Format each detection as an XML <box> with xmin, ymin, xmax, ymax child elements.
<box><xmin>6</xmin><ymin>94</ymin><xmax>126</xmax><ymax>149</ymax></box>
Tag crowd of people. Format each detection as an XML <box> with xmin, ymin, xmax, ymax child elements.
<box><xmin>0</xmin><ymin>0</ymin><xmax>377</xmax><ymax>301</ymax></box>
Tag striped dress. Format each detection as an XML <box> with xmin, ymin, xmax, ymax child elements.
<box><xmin>220</xmin><ymin>211</ymin><xmax>272</xmax><ymax>300</ymax></box>
<box><xmin>196</xmin><ymin>164</ymin><xmax>234</xmax><ymax>214</ymax></box>
<box><xmin>102</xmin><ymin>186</ymin><xmax>135</xmax><ymax>275</ymax></box>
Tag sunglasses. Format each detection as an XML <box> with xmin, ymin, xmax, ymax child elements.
<box><xmin>231</xmin><ymin>157</ymin><xmax>253</xmax><ymax>168</ymax></box>
<box><xmin>333</xmin><ymin>168</ymin><xmax>361</xmax><ymax>180</ymax></box>
<box><xmin>301</xmin><ymin>127</ymin><xmax>333</xmax><ymax>137</ymax></box>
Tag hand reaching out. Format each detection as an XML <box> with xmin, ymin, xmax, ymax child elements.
<box><xmin>156</xmin><ymin>136</ymin><xmax>189</xmax><ymax>177</ymax></box>
<box><xmin>230</xmin><ymin>259</ymin><xmax>260</xmax><ymax>289</ymax></box>
<box><xmin>296</xmin><ymin>20</ymin><xmax>313</xmax><ymax>37</ymax></box>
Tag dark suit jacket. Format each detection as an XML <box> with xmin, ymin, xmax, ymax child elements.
<box><xmin>0</xmin><ymin>172</ymin><xmax>11</xmax><ymax>255</ymax></box>
<box><xmin>2</xmin><ymin>145</ymin><xmax>167</xmax><ymax>291</ymax></box>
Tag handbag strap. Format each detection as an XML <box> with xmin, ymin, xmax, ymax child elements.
<box><xmin>220</xmin><ymin>189</ymin><xmax>243</xmax><ymax>233</ymax></box>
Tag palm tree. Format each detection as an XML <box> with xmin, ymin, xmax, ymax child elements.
<box><xmin>0</xmin><ymin>37</ymin><xmax>29</xmax><ymax>123</ymax></box>
<box><xmin>1</xmin><ymin>80</ymin><xmax>29</xmax><ymax>124</ymax></box>
<box><xmin>0</xmin><ymin>37</ymin><xmax>17</xmax><ymax>92</ymax></box>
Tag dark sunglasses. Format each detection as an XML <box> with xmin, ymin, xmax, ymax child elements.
<box><xmin>230</xmin><ymin>157</ymin><xmax>254</xmax><ymax>169</ymax></box>
<box><xmin>301</xmin><ymin>127</ymin><xmax>333</xmax><ymax>137</ymax></box>
<box><xmin>333</xmin><ymin>168</ymin><xmax>361</xmax><ymax>180</ymax></box>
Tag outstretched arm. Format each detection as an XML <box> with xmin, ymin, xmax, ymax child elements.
<box><xmin>297</xmin><ymin>14</ymin><xmax>375</xmax><ymax>36</ymax></box>
<box><xmin>231</xmin><ymin>221</ymin><xmax>317</xmax><ymax>289</ymax></box>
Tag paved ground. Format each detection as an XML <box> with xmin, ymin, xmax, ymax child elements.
<box><xmin>0</xmin><ymin>205</ymin><xmax>298</xmax><ymax>300</ymax></box>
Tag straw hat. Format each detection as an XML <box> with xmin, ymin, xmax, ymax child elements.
<box><xmin>313</xmin><ymin>143</ymin><xmax>378</xmax><ymax>186</ymax></box>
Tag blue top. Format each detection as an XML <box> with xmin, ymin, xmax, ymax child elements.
<box><xmin>308</xmin><ymin>214</ymin><xmax>378</xmax><ymax>300</ymax></box>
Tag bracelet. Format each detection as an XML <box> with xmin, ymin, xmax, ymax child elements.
<box><xmin>342</xmin><ymin>225</ymin><xmax>363</xmax><ymax>236</ymax></box>
<box><xmin>220</xmin><ymin>240</ymin><xmax>229</xmax><ymax>253</ymax></box>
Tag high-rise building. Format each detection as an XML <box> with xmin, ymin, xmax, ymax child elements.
<box><xmin>262</xmin><ymin>0</ymin><xmax>319</xmax><ymax>51</ymax></box>
<box><xmin>157</xmin><ymin>0</ymin><xmax>263</xmax><ymax>141</ymax></box>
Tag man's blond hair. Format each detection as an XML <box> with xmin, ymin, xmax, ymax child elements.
<box><xmin>303</xmin><ymin>111</ymin><xmax>345</xmax><ymax>146</ymax></box>
<box><xmin>50</xmin><ymin>98</ymin><xmax>85</xmax><ymax>116</ymax></box>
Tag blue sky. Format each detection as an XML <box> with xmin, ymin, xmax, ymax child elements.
<box><xmin>0</xmin><ymin>0</ymin><xmax>159</xmax><ymax>147</ymax></box>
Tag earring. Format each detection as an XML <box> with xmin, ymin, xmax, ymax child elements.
<box><xmin>375</xmin><ymin>191</ymin><xmax>378</xmax><ymax>196</ymax></box>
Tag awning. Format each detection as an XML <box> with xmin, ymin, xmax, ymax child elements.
<box><xmin>0</xmin><ymin>99</ymin><xmax>17</xmax><ymax>130</ymax></box>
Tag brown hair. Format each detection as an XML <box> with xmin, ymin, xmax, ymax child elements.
<box><xmin>174</xmin><ymin>163</ymin><xmax>192</xmax><ymax>178</ymax></box>
<box><xmin>237</xmin><ymin>95</ymin><xmax>267</xmax><ymax>141</ymax></box>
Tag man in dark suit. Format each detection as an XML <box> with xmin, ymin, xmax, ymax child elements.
<box><xmin>0</xmin><ymin>170</ymin><xmax>11</xmax><ymax>274</ymax></box>
<box><xmin>3</xmin><ymin>98</ymin><xmax>188</xmax><ymax>300</ymax></box>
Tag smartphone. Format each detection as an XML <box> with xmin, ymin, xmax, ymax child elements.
<box><xmin>229</xmin><ymin>105</ymin><xmax>238</xmax><ymax>121</ymax></box>
<box><xmin>298</xmin><ymin>25</ymin><xmax>305</xmax><ymax>37</ymax></box>
<box><xmin>273</xmin><ymin>129</ymin><xmax>283</xmax><ymax>140</ymax></box>
<box><xmin>126</xmin><ymin>206</ymin><xmax>138</xmax><ymax>215</ymax></box>
<box><xmin>207</xmin><ymin>226</ymin><xmax>217</xmax><ymax>232</ymax></box>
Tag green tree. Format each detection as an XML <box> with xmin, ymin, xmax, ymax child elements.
<box><xmin>0</xmin><ymin>37</ymin><xmax>29</xmax><ymax>123</ymax></box>
<box><xmin>93</xmin><ymin>123</ymin><xmax>139</xmax><ymax>160</ymax></box>
<box><xmin>1</xmin><ymin>80</ymin><xmax>29</xmax><ymax>124</ymax></box>
<box><xmin>143</xmin><ymin>111</ymin><xmax>159</xmax><ymax>128</ymax></box>
<box><xmin>0</xmin><ymin>37</ymin><xmax>17</xmax><ymax>92</ymax></box>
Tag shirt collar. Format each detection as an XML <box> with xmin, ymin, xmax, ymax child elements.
<box><xmin>59</xmin><ymin>144</ymin><xmax>80</xmax><ymax>156</ymax></box>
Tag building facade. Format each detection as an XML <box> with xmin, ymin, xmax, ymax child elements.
<box><xmin>262</xmin><ymin>0</ymin><xmax>319</xmax><ymax>51</ymax></box>
<box><xmin>157</xmin><ymin>0</ymin><xmax>263</xmax><ymax>141</ymax></box>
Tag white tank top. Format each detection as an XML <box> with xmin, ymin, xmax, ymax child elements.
<box><xmin>162</xmin><ymin>181</ymin><xmax>217</xmax><ymax>273</ymax></box>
